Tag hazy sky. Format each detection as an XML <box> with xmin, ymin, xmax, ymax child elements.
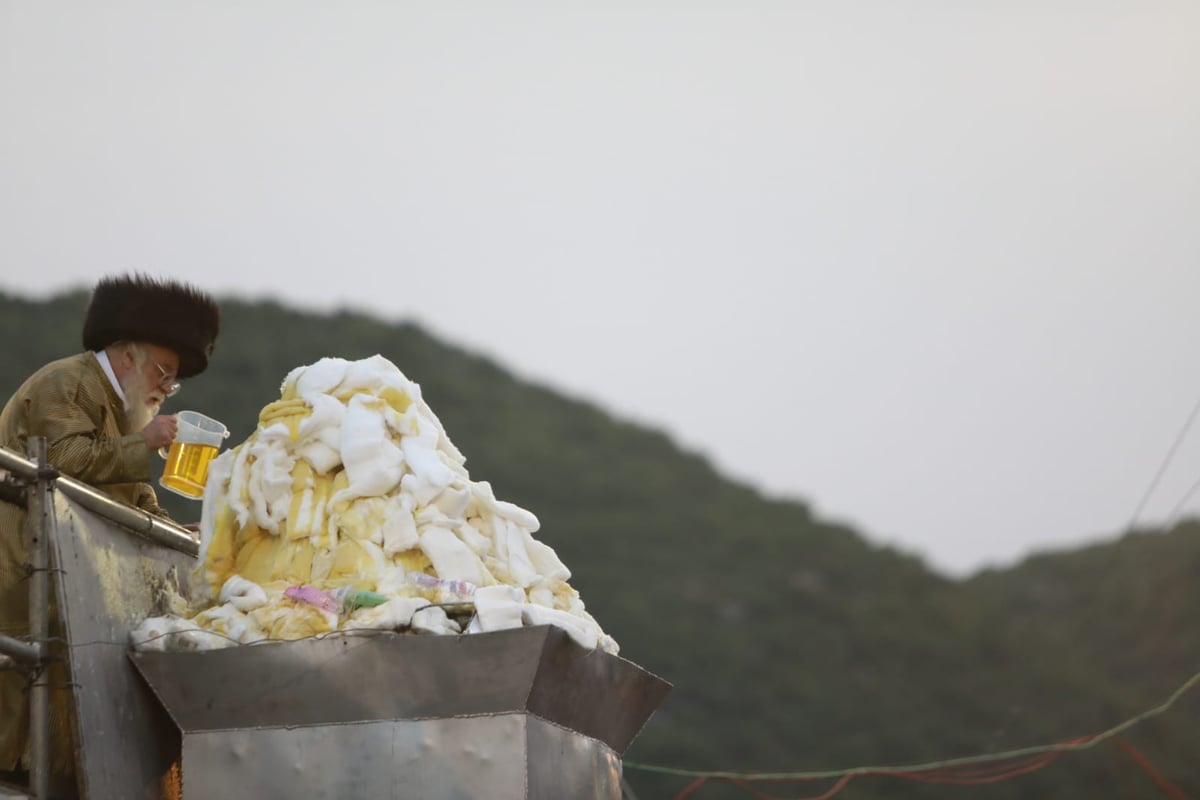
<box><xmin>3</xmin><ymin>2</ymin><xmax>1199</xmax><ymax>575</ymax></box>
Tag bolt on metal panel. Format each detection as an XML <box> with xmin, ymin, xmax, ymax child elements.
<box><xmin>184</xmin><ymin>715</ymin><xmax>535</xmax><ymax>800</ymax></box>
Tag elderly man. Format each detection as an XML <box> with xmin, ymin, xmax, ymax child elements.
<box><xmin>0</xmin><ymin>274</ymin><xmax>219</xmax><ymax>792</ymax></box>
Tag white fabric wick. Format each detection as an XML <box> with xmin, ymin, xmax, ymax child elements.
<box><xmin>183</xmin><ymin>353</ymin><xmax>619</xmax><ymax>656</ymax></box>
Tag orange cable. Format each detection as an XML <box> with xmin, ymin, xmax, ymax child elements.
<box><xmin>1111</xmin><ymin>737</ymin><xmax>1190</xmax><ymax>800</ymax></box>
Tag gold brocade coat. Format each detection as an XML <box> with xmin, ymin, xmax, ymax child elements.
<box><xmin>0</xmin><ymin>351</ymin><xmax>168</xmax><ymax>773</ymax></box>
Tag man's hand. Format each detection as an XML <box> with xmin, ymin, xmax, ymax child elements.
<box><xmin>140</xmin><ymin>414</ymin><xmax>179</xmax><ymax>451</ymax></box>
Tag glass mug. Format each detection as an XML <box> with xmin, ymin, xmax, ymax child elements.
<box><xmin>158</xmin><ymin>410</ymin><xmax>230</xmax><ymax>499</ymax></box>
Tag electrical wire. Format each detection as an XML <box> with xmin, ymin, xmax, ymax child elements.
<box><xmin>665</xmin><ymin>732</ymin><xmax>1191</xmax><ymax>800</ymax></box>
<box><xmin>1125</xmin><ymin>392</ymin><xmax>1200</xmax><ymax>532</ymax></box>
<box><xmin>1163</xmin><ymin>472</ymin><xmax>1200</xmax><ymax>529</ymax></box>
<box><xmin>625</xmin><ymin>665</ymin><xmax>1200</xmax><ymax>784</ymax></box>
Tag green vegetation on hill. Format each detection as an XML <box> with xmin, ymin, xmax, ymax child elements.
<box><xmin>2</xmin><ymin>289</ymin><xmax>1197</xmax><ymax>799</ymax></box>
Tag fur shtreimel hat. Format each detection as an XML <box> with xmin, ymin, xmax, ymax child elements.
<box><xmin>82</xmin><ymin>274</ymin><xmax>220</xmax><ymax>379</ymax></box>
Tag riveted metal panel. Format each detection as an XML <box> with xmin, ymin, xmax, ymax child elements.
<box><xmin>527</xmin><ymin>716</ymin><xmax>622</xmax><ymax>800</ymax></box>
<box><xmin>183</xmin><ymin>715</ymin><xmax>529</xmax><ymax>800</ymax></box>
<box><xmin>51</xmin><ymin>493</ymin><xmax>197</xmax><ymax>800</ymax></box>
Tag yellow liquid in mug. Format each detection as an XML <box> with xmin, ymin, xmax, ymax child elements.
<box><xmin>160</xmin><ymin>441</ymin><xmax>219</xmax><ymax>498</ymax></box>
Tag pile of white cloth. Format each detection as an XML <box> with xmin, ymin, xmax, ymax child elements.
<box><xmin>132</xmin><ymin>355</ymin><xmax>617</xmax><ymax>654</ymax></box>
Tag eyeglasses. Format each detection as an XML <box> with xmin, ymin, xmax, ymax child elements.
<box><xmin>150</xmin><ymin>358</ymin><xmax>182</xmax><ymax>398</ymax></box>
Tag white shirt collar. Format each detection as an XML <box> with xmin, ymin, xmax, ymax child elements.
<box><xmin>93</xmin><ymin>350</ymin><xmax>127</xmax><ymax>404</ymax></box>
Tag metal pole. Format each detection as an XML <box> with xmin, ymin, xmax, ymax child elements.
<box><xmin>0</xmin><ymin>632</ymin><xmax>41</xmax><ymax>666</ymax></box>
<box><xmin>27</xmin><ymin>437</ymin><xmax>53</xmax><ymax>800</ymax></box>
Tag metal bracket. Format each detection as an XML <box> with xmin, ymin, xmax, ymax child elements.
<box><xmin>0</xmin><ymin>468</ymin><xmax>27</xmax><ymax>507</ymax></box>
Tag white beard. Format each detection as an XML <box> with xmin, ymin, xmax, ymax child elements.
<box><xmin>123</xmin><ymin>376</ymin><xmax>163</xmax><ymax>432</ymax></box>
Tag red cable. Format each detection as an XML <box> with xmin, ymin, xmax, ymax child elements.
<box><xmin>726</xmin><ymin>774</ymin><xmax>856</xmax><ymax>800</ymax></box>
<box><xmin>867</xmin><ymin>733</ymin><xmax>1093</xmax><ymax>785</ymax></box>
<box><xmin>1111</xmin><ymin>737</ymin><xmax>1190</xmax><ymax>800</ymax></box>
<box><xmin>674</xmin><ymin>776</ymin><xmax>710</xmax><ymax>799</ymax></box>
<box><xmin>674</xmin><ymin>774</ymin><xmax>854</xmax><ymax>800</ymax></box>
<box><xmin>668</xmin><ymin>733</ymin><xmax>1180</xmax><ymax>799</ymax></box>
<box><xmin>675</xmin><ymin>751</ymin><xmax>1060</xmax><ymax>799</ymax></box>
<box><xmin>888</xmin><ymin>752</ymin><xmax>1062</xmax><ymax>784</ymax></box>
<box><xmin>890</xmin><ymin>750</ymin><xmax>1065</xmax><ymax>782</ymax></box>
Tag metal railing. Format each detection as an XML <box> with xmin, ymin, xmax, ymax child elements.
<box><xmin>0</xmin><ymin>447</ymin><xmax>199</xmax><ymax>559</ymax></box>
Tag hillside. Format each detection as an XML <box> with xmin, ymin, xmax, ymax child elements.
<box><xmin>2</xmin><ymin>288</ymin><xmax>1197</xmax><ymax>799</ymax></box>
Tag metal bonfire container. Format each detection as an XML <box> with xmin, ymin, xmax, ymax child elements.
<box><xmin>131</xmin><ymin>626</ymin><xmax>670</xmax><ymax>799</ymax></box>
